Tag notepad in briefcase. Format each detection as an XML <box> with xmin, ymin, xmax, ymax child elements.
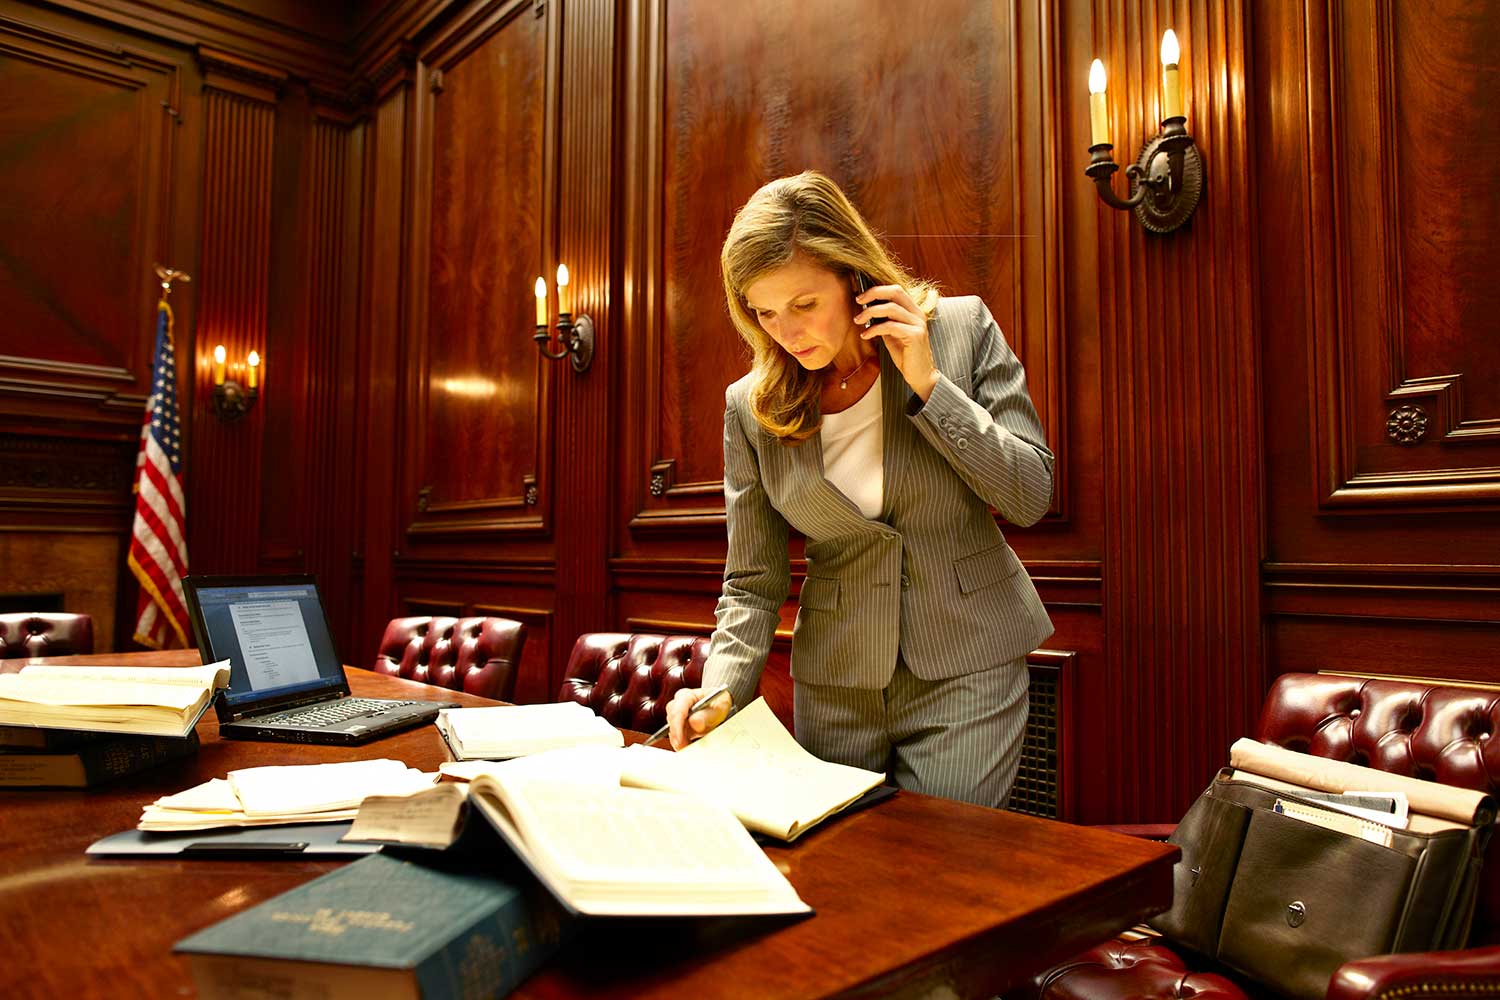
<box><xmin>184</xmin><ymin>575</ymin><xmax>445</xmax><ymax>746</ymax></box>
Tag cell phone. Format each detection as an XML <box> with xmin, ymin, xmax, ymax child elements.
<box><xmin>856</xmin><ymin>273</ymin><xmax>888</xmax><ymax>329</ymax></box>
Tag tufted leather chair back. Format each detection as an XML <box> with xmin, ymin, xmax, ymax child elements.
<box><xmin>0</xmin><ymin>613</ymin><xmax>95</xmax><ymax>659</ymax></box>
<box><xmin>1257</xmin><ymin>672</ymin><xmax>1500</xmax><ymax>943</ymax></box>
<box><xmin>372</xmin><ymin>616</ymin><xmax>526</xmax><ymax>702</ymax></box>
<box><xmin>556</xmin><ymin>632</ymin><xmax>707</xmax><ymax>734</ymax></box>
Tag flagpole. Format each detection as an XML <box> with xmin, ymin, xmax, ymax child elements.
<box><xmin>131</xmin><ymin>266</ymin><xmax>193</xmax><ymax>650</ymax></box>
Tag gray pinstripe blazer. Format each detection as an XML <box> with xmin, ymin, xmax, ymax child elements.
<box><xmin>705</xmin><ymin>295</ymin><xmax>1055</xmax><ymax>709</ymax></box>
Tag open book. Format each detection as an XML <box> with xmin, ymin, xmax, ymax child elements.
<box><xmin>345</xmin><ymin>768</ymin><xmax>811</xmax><ymax>918</ymax></box>
<box><xmin>436</xmin><ymin>702</ymin><xmax>624</xmax><ymax>760</ymax></box>
<box><xmin>0</xmin><ymin>662</ymin><xmax>230</xmax><ymax>738</ymax></box>
<box><xmin>619</xmin><ymin>697</ymin><xmax>887</xmax><ymax>841</ymax></box>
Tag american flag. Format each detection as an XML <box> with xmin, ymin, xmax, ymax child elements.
<box><xmin>128</xmin><ymin>298</ymin><xmax>190</xmax><ymax>649</ymax></box>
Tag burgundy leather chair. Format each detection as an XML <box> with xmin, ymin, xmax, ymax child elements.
<box><xmin>0</xmin><ymin>613</ymin><xmax>95</xmax><ymax>659</ymax></box>
<box><xmin>371</xmin><ymin>616</ymin><xmax>526</xmax><ymax>702</ymax></box>
<box><xmin>1026</xmin><ymin>673</ymin><xmax>1500</xmax><ymax>1000</ymax></box>
<box><xmin>556</xmin><ymin>632</ymin><xmax>795</xmax><ymax>736</ymax></box>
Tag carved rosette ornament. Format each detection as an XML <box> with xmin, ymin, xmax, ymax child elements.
<box><xmin>1386</xmin><ymin>404</ymin><xmax>1429</xmax><ymax>446</ymax></box>
<box><xmin>525</xmin><ymin>483</ymin><xmax>538</xmax><ymax>506</ymax></box>
<box><xmin>650</xmin><ymin>472</ymin><xmax>667</xmax><ymax>497</ymax></box>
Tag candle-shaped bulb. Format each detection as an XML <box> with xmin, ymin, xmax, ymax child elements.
<box><xmin>556</xmin><ymin>264</ymin><xmax>571</xmax><ymax>316</ymax></box>
<box><xmin>535</xmin><ymin>276</ymin><xmax>548</xmax><ymax>327</ymax></box>
<box><xmin>247</xmin><ymin>350</ymin><xmax>260</xmax><ymax>390</ymax></box>
<box><xmin>1088</xmin><ymin>59</ymin><xmax>1110</xmax><ymax>146</ymax></box>
<box><xmin>1160</xmin><ymin>29</ymin><xmax>1184</xmax><ymax>121</ymax></box>
<box><xmin>1160</xmin><ymin>29</ymin><xmax>1180</xmax><ymax>66</ymax></box>
<box><xmin>1089</xmin><ymin>58</ymin><xmax>1107</xmax><ymax>94</ymax></box>
<box><xmin>213</xmin><ymin>344</ymin><xmax>226</xmax><ymax>386</ymax></box>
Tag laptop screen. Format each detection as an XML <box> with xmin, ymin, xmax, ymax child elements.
<box><xmin>190</xmin><ymin>580</ymin><xmax>345</xmax><ymax>710</ymax></box>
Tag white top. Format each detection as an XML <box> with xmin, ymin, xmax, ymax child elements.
<box><xmin>819</xmin><ymin>374</ymin><xmax>884</xmax><ymax>519</ymax></box>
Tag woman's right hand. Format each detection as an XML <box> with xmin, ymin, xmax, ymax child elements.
<box><xmin>665</xmin><ymin>686</ymin><xmax>733</xmax><ymax>750</ymax></box>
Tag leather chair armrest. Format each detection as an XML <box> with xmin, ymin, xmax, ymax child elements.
<box><xmin>1327</xmin><ymin>945</ymin><xmax>1500</xmax><ymax>1000</ymax></box>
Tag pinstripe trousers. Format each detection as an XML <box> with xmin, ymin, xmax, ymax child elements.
<box><xmin>793</xmin><ymin>654</ymin><xmax>1030</xmax><ymax>808</ymax></box>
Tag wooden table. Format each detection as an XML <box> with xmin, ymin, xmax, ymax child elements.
<box><xmin>0</xmin><ymin>651</ymin><xmax>1177</xmax><ymax>999</ymax></box>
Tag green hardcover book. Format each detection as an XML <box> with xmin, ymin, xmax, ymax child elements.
<box><xmin>174</xmin><ymin>852</ymin><xmax>566</xmax><ymax>1000</ymax></box>
<box><xmin>0</xmin><ymin>732</ymin><xmax>199</xmax><ymax>788</ymax></box>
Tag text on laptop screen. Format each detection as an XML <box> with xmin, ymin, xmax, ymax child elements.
<box><xmin>194</xmin><ymin>584</ymin><xmax>343</xmax><ymax>707</ymax></box>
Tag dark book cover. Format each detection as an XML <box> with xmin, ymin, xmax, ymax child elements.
<box><xmin>174</xmin><ymin>852</ymin><xmax>566</xmax><ymax>1000</ymax></box>
<box><xmin>0</xmin><ymin>725</ymin><xmax>110</xmax><ymax>751</ymax></box>
<box><xmin>0</xmin><ymin>731</ymin><xmax>199</xmax><ymax>788</ymax></box>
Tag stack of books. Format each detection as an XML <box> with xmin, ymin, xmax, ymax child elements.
<box><xmin>0</xmin><ymin>662</ymin><xmax>229</xmax><ymax>789</ymax></box>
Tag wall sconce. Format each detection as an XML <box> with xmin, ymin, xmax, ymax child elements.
<box><xmin>1085</xmin><ymin>29</ymin><xmax>1203</xmax><ymax>235</ymax></box>
<box><xmin>533</xmin><ymin>264</ymin><xmax>594</xmax><ymax>373</ymax></box>
<box><xmin>210</xmin><ymin>344</ymin><xmax>261</xmax><ymax>421</ymax></box>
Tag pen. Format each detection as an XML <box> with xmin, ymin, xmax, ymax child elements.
<box><xmin>643</xmin><ymin>683</ymin><xmax>731</xmax><ymax>747</ymax></box>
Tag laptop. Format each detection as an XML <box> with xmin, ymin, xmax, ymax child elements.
<box><xmin>183</xmin><ymin>574</ymin><xmax>447</xmax><ymax>745</ymax></box>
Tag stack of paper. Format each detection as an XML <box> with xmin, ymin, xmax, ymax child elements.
<box><xmin>436</xmin><ymin>703</ymin><xmax>624</xmax><ymax>760</ymax></box>
<box><xmin>139</xmin><ymin>759</ymin><xmax>437</xmax><ymax>831</ymax></box>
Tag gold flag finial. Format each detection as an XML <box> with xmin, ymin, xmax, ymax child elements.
<box><xmin>154</xmin><ymin>264</ymin><xmax>192</xmax><ymax>298</ymax></box>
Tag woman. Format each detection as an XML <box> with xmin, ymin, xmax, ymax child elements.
<box><xmin>666</xmin><ymin>171</ymin><xmax>1054</xmax><ymax>808</ymax></box>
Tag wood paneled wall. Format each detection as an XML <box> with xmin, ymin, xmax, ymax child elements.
<box><xmin>4</xmin><ymin>0</ymin><xmax>1496</xmax><ymax>825</ymax></box>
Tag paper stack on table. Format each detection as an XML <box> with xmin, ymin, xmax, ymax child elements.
<box><xmin>436</xmin><ymin>702</ymin><xmax>623</xmax><ymax>760</ymax></box>
<box><xmin>139</xmin><ymin>758</ymin><xmax>437</xmax><ymax>831</ymax></box>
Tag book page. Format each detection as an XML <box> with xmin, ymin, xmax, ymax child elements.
<box><xmin>620</xmin><ymin>698</ymin><xmax>884</xmax><ymax>840</ymax></box>
<box><xmin>12</xmin><ymin>662</ymin><xmax>230</xmax><ymax>689</ymax></box>
<box><xmin>470</xmin><ymin>778</ymin><xmax>809</xmax><ymax>917</ymax></box>
<box><xmin>0</xmin><ymin>679</ymin><xmax>206</xmax><ymax>710</ymax></box>
<box><xmin>343</xmin><ymin>783</ymin><xmax>468</xmax><ymax>847</ymax></box>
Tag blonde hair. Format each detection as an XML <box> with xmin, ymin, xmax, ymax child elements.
<box><xmin>720</xmin><ymin>171</ymin><xmax>939</xmax><ymax>443</ymax></box>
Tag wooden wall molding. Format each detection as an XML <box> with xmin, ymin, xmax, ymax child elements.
<box><xmin>196</xmin><ymin>44</ymin><xmax>284</xmax><ymax>102</ymax></box>
<box><xmin>1264</xmin><ymin>562</ymin><xmax>1500</xmax><ymax>623</ymax></box>
<box><xmin>42</xmin><ymin>0</ymin><xmax>358</xmax><ymax>89</ymax></box>
<box><xmin>1310</xmin><ymin>0</ymin><xmax>1500</xmax><ymax>508</ymax></box>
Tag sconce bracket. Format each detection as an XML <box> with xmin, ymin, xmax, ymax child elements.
<box><xmin>537</xmin><ymin>314</ymin><xmax>594</xmax><ymax>373</ymax></box>
<box><xmin>1131</xmin><ymin>128</ymin><xmax>1203</xmax><ymax>235</ymax></box>
<box><xmin>212</xmin><ymin>380</ymin><xmax>259</xmax><ymax>422</ymax></box>
<box><xmin>567</xmin><ymin>314</ymin><xmax>595</xmax><ymax>373</ymax></box>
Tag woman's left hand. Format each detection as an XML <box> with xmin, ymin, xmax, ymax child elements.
<box><xmin>855</xmin><ymin>283</ymin><xmax>939</xmax><ymax>402</ymax></box>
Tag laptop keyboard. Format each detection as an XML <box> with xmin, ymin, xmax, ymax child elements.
<box><xmin>264</xmin><ymin>698</ymin><xmax>418</xmax><ymax>727</ymax></box>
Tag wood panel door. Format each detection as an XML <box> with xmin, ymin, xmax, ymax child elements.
<box><xmin>403</xmin><ymin>0</ymin><xmax>556</xmax><ymax>542</ymax></box>
<box><xmin>1311</xmin><ymin>0</ymin><xmax>1500</xmax><ymax>507</ymax></box>
<box><xmin>0</xmin><ymin>15</ymin><xmax>187</xmax><ymax>430</ymax></box>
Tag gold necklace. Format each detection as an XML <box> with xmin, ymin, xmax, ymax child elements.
<box><xmin>834</xmin><ymin>354</ymin><xmax>874</xmax><ymax>390</ymax></box>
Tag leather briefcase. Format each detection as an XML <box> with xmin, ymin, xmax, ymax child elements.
<box><xmin>1151</xmin><ymin>758</ymin><xmax>1493</xmax><ymax>1000</ymax></box>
